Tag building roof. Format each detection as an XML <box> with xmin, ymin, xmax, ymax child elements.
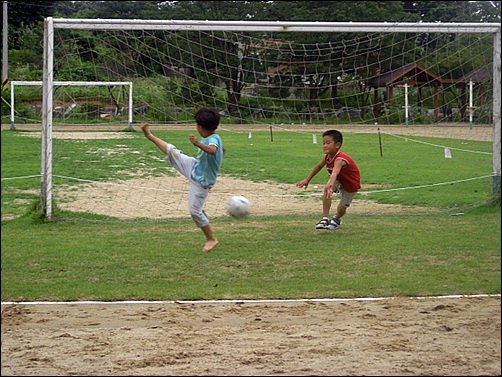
<box><xmin>367</xmin><ymin>62</ymin><xmax>442</xmax><ymax>87</ymax></box>
<box><xmin>367</xmin><ymin>62</ymin><xmax>493</xmax><ymax>88</ymax></box>
<box><xmin>458</xmin><ymin>64</ymin><xmax>492</xmax><ymax>83</ymax></box>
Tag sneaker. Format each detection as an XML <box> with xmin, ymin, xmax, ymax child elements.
<box><xmin>315</xmin><ymin>217</ymin><xmax>330</xmax><ymax>229</ymax></box>
<box><xmin>327</xmin><ymin>217</ymin><xmax>342</xmax><ymax>230</ymax></box>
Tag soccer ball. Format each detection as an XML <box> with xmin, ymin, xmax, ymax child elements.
<box><xmin>226</xmin><ymin>195</ymin><xmax>251</xmax><ymax>219</ymax></box>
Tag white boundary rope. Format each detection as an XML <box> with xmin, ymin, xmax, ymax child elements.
<box><xmin>1</xmin><ymin>174</ymin><xmax>42</xmax><ymax>181</ymax></box>
<box><xmin>381</xmin><ymin>131</ymin><xmax>493</xmax><ymax>155</ymax></box>
<box><xmin>50</xmin><ymin>173</ymin><xmax>497</xmax><ymax>196</ymax></box>
<box><xmin>2</xmin><ymin>294</ymin><xmax>499</xmax><ymax>306</ymax></box>
<box><xmin>2</xmin><ymin>173</ymin><xmax>492</xmax><ymax>197</ymax></box>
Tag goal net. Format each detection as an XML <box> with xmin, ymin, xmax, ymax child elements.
<box><xmin>35</xmin><ymin>19</ymin><xmax>499</xmax><ymax>221</ymax></box>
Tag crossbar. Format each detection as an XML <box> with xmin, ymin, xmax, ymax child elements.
<box><xmin>51</xmin><ymin>19</ymin><xmax>501</xmax><ymax>34</ymax></box>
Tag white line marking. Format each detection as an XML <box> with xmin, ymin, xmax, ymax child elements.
<box><xmin>2</xmin><ymin>294</ymin><xmax>499</xmax><ymax>306</ymax></box>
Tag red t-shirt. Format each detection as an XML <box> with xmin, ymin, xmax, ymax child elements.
<box><xmin>324</xmin><ymin>151</ymin><xmax>361</xmax><ymax>193</ymax></box>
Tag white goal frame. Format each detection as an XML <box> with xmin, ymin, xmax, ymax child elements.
<box><xmin>10</xmin><ymin>80</ymin><xmax>133</xmax><ymax>130</ymax></box>
<box><xmin>41</xmin><ymin>18</ymin><xmax>501</xmax><ymax>220</ymax></box>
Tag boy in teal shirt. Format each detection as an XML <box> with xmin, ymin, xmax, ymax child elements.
<box><xmin>140</xmin><ymin>107</ymin><xmax>224</xmax><ymax>253</ymax></box>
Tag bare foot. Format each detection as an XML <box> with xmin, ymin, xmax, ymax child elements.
<box><xmin>139</xmin><ymin>123</ymin><xmax>150</xmax><ymax>135</ymax></box>
<box><xmin>202</xmin><ymin>239</ymin><xmax>219</xmax><ymax>253</ymax></box>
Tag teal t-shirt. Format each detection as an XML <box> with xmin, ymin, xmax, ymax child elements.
<box><xmin>194</xmin><ymin>134</ymin><xmax>223</xmax><ymax>187</ymax></box>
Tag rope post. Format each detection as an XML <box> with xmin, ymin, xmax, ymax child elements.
<box><xmin>404</xmin><ymin>83</ymin><xmax>409</xmax><ymax>127</ymax></box>
<box><xmin>378</xmin><ymin>128</ymin><xmax>383</xmax><ymax>157</ymax></box>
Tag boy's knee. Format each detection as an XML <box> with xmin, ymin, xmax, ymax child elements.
<box><xmin>166</xmin><ymin>144</ymin><xmax>179</xmax><ymax>159</ymax></box>
<box><xmin>189</xmin><ymin>208</ymin><xmax>209</xmax><ymax>228</ymax></box>
<box><xmin>188</xmin><ymin>202</ymin><xmax>200</xmax><ymax>216</ymax></box>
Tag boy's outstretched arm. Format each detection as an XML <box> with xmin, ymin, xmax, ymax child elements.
<box><xmin>189</xmin><ymin>134</ymin><xmax>218</xmax><ymax>155</ymax></box>
<box><xmin>296</xmin><ymin>160</ymin><xmax>325</xmax><ymax>190</ymax></box>
<box><xmin>140</xmin><ymin>123</ymin><xmax>168</xmax><ymax>155</ymax></box>
<box><xmin>325</xmin><ymin>159</ymin><xmax>346</xmax><ymax>197</ymax></box>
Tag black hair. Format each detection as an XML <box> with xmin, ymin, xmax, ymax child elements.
<box><xmin>195</xmin><ymin>107</ymin><xmax>220</xmax><ymax>131</ymax></box>
<box><xmin>322</xmin><ymin>129</ymin><xmax>343</xmax><ymax>144</ymax></box>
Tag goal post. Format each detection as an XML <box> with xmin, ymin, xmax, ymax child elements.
<box><xmin>493</xmin><ymin>29</ymin><xmax>501</xmax><ymax>197</ymax></box>
<box><xmin>41</xmin><ymin>18</ymin><xmax>501</xmax><ymax>220</ymax></box>
<box><xmin>9</xmin><ymin>80</ymin><xmax>133</xmax><ymax>130</ymax></box>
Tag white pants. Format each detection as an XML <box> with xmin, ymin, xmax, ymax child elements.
<box><xmin>165</xmin><ymin>144</ymin><xmax>212</xmax><ymax>228</ymax></box>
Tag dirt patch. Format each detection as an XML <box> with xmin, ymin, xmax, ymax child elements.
<box><xmin>18</xmin><ymin>131</ymin><xmax>136</xmax><ymax>140</ymax></box>
<box><xmin>56</xmin><ymin>173</ymin><xmax>417</xmax><ymax>220</ymax></box>
<box><xmin>1</xmin><ymin>295</ymin><xmax>500</xmax><ymax>376</ymax></box>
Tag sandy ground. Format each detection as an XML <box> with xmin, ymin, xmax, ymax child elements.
<box><xmin>1</xmin><ymin>295</ymin><xmax>500</xmax><ymax>376</ymax></box>
<box><xmin>53</xmin><ymin>173</ymin><xmax>421</xmax><ymax>220</ymax></box>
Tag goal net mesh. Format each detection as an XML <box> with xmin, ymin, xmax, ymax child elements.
<box><xmin>22</xmin><ymin>22</ymin><xmax>499</xmax><ymax>221</ymax></box>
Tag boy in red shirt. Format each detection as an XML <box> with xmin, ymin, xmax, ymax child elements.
<box><xmin>296</xmin><ymin>130</ymin><xmax>361</xmax><ymax>229</ymax></box>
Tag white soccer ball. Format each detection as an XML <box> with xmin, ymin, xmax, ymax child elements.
<box><xmin>226</xmin><ymin>195</ymin><xmax>251</xmax><ymax>219</ymax></box>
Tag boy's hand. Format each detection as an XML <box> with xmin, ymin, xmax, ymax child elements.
<box><xmin>325</xmin><ymin>183</ymin><xmax>334</xmax><ymax>198</ymax></box>
<box><xmin>324</xmin><ymin>182</ymin><xmax>338</xmax><ymax>198</ymax></box>
<box><xmin>189</xmin><ymin>134</ymin><xmax>199</xmax><ymax>145</ymax></box>
<box><xmin>296</xmin><ymin>179</ymin><xmax>309</xmax><ymax>189</ymax></box>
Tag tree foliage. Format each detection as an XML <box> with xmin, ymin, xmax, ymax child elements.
<box><xmin>4</xmin><ymin>1</ymin><xmax>499</xmax><ymax>116</ymax></box>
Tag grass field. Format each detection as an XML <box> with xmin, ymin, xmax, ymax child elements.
<box><xmin>1</xmin><ymin>126</ymin><xmax>500</xmax><ymax>302</ymax></box>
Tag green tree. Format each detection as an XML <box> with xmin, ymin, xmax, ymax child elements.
<box><xmin>5</xmin><ymin>1</ymin><xmax>61</xmax><ymax>83</ymax></box>
<box><xmin>5</xmin><ymin>1</ymin><xmax>498</xmax><ymax>120</ymax></box>
<box><xmin>53</xmin><ymin>1</ymin><xmax>161</xmax><ymax>19</ymax></box>
<box><xmin>154</xmin><ymin>1</ymin><xmax>270</xmax><ymax>116</ymax></box>
<box><xmin>254</xmin><ymin>2</ymin><xmax>418</xmax><ymax>112</ymax></box>
<box><xmin>402</xmin><ymin>1</ymin><xmax>501</xmax><ymax>22</ymax></box>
